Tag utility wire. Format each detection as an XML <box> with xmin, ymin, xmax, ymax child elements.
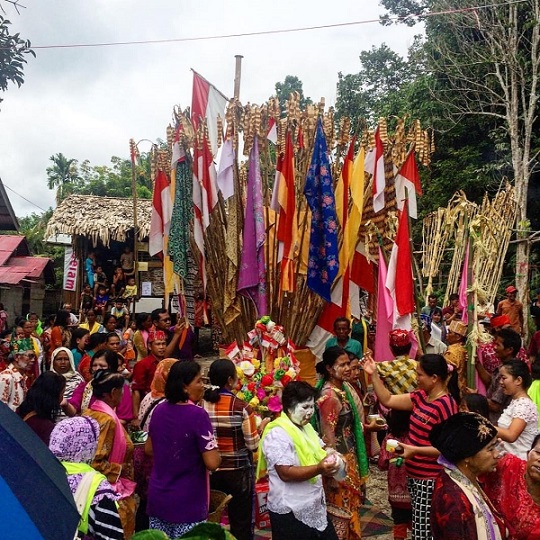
<box><xmin>22</xmin><ymin>0</ymin><xmax>528</xmax><ymax>51</ymax></box>
<box><xmin>3</xmin><ymin>183</ymin><xmax>48</xmax><ymax>212</ymax></box>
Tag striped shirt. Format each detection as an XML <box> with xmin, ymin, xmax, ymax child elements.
<box><xmin>203</xmin><ymin>392</ymin><xmax>260</xmax><ymax>469</ymax></box>
<box><xmin>406</xmin><ymin>390</ymin><xmax>457</xmax><ymax>479</ymax></box>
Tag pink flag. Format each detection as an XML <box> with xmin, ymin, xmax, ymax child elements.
<box><xmin>459</xmin><ymin>243</ymin><xmax>470</xmax><ymax>325</ymax></box>
<box><xmin>374</xmin><ymin>248</ymin><xmax>394</xmax><ymax>362</ymax></box>
<box><xmin>395</xmin><ymin>150</ymin><xmax>422</xmax><ymax>219</ymax></box>
<box><xmin>365</xmin><ymin>127</ymin><xmax>385</xmax><ymax>213</ymax></box>
<box><xmin>149</xmin><ymin>170</ymin><xmax>172</xmax><ymax>257</ymax></box>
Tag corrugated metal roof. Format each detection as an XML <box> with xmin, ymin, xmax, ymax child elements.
<box><xmin>0</xmin><ymin>236</ymin><xmax>26</xmax><ymax>266</ymax></box>
<box><xmin>8</xmin><ymin>257</ymin><xmax>52</xmax><ymax>279</ymax></box>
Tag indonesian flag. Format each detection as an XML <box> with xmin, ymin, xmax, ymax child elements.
<box><xmin>386</xmin><ymin>202</ymin><xmax>415</xmax><ymax>325</ymax></box>
<box><xmin>191</xmin><ymin>70</ymin><xmax>228</xmax><ymax>156</ymax></box>
<box><xmin>395</xmin><ymin>150</ymin><xmax>422</xmax><ymax>219</ymax></box>
<box><xmin>364</xmin><ymin>126</ymin><xmax>385</xmax><ymax>213</ymax></box>
<box><xmin>274</xmin><ymin>132</ymin><xmax>297</xmax><ymax>293</ymax></box>
<box><xmin>224</xmin><ymin>341</ymin><xmax>241</xmax><ymax>360</ymax></box>
<box><xmin>149</xmin><ymin>170</ymin><xmax>172</xmax><ymax>257</ymax></box>
<box><xmin>267</xmin><ymin>117</ymin><xmax>278</xmax><ymax>144</ymax></box>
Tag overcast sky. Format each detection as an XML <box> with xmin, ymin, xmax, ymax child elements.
<box><xmin>0</xmin><ymin>0</ymin><xmax>421</xmax><ymax>218</ymax></box>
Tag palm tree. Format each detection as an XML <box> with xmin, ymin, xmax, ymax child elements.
<box><xmin>46</xmin><ymin>153</ymin><xmax>80</xmax><ymax>203</ymax></box>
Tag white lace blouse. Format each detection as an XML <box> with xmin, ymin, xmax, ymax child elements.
<box><xmin>262</xmin><ymin>427</ymin><xmax>328</xmax><ymax>531</ymax></box>
<box><xmin>498</xmin><ymin>397</ymin><xmax>539</xmax><ymax>459</ymax></box>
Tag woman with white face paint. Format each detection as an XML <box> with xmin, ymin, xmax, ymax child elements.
<box><xmin>257</xmin><ymin>381</ymin><xmax>340</xmax><ymax>539</ymax></box>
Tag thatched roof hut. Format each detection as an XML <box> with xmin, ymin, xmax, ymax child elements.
<box><xmin>46</xmin><ymin>195</ymin><xmax>152</xmax><ymax>247</ymax></box>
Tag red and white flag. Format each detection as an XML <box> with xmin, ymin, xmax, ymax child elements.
<box><xmin>395</xmin><ymin>150</ymin><xmax>422</xmax><ymax>219</ymax></box>
<box><xmin>267</xmin><ymin>118</ymin><xmax>278</xmax><ymax>144</ymax></box>
<box><xmin>149</xmin><ymin>170</ymin><xmax>172</xmax><ymax>257</ymax></box>
<box><xmin>385</xmin><ymin>203</ymin><xmax>415</xmax><ymax>326</ymax></box>
<box><xmin>364</xmin><ymin>127</ymin><xmax>385</xmax><ymax>213</ymax></box>
<box><xmin>224</xmin><ymin>341</ymin><xmax>241</xmax><ymax>360</ymax></box>
<box><xmin>191</xmin><ymin>70</ymin><xmax>228</xmax><ymax>156</ymax></box>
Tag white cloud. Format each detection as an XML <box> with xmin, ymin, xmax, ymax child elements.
<box><xmin>0</xmin><ymin>0</ymin><xmax>421</xmax><ymax>217</ymax></box>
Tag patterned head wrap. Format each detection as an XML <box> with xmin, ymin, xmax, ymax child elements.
<box><xmin>430</xmin><ymin>412</ymin><xmax>497</xmax><ymax>464</ymax></box>
<box><xmin>151</xmin><ymin>358</ymin><xmax>178</xmax><ymax>398</ymax></box>
<box><xmin>49</xmin><ymin>416</ymin><xmax>100</xmax><ymax>464</ymax></box>
<box><xmin>50</xmin><ymin>347</ymin><xmax>76</xmax><ymax>376</ymax></box>
<box><xmin>148</xmin><ymin>330</ymin><xmax>167</xmax><ymax>344</ymax></box>
<box><xmin>389</xmin><ymin>329</ymin><xmax>411</xmax><ymax>348</ymax></box>
<box><xmin>10</xmin><ymin>338</ymin><xmax>33</xmax><ymax>355</ymax></box>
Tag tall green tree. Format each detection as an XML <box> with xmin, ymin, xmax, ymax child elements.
<box><xmin>380</xmin><ymin>0</ymin><xmax>540</xmax><ymax>320</ymax></box>
<box><xmin>0</xmin><ymin>11</ymin><xmax>35</xmax><ymax>107</ymax></box>
<box><xmin>46</xmin><ymin>153</ymin><xmax>81</xmax><ymax>203</ymax></box>
<box><xmin>273</xmin><ymin>75</ymin><xmax>312</xmax><ymax>113</ymax></box>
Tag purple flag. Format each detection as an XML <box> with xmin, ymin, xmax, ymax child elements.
<box><xmin>238</xmin><ymin>137</ymin><xmax>268</xmax><ymax>316</ymax></box>
<box><xmin>458</xmin><ymin>243</ymin><xmax>470</xmax><ymax>325</ymax></box>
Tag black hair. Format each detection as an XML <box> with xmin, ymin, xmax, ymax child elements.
<box><xmin>70</xmin><ymin>327</ymin><xmax>90</xmax><ymax>350</ymax></box>
<box><xmin>428</xmin><ymin>294</ymin><xmax>438</xmax><ymax>301</ymax></box>
<box><xmin>136</xmin><ymin>312</ymin><xmax>151</xmax><ymax>330</ymax></box>
<box><xmin>17</xmin><ymin>372</ymin><xmax>65</xmax><ymax>421</ymax></box>
<box><xmin>204</xmin><ymin>359</ymin><xmax>237</xmax><ymax>403</ymax></box>
<box><xmin>151</xmin><ymin>308</ymin><xmax>168</xmax><ymax>324</ymax></box>
<box><xmin>316</xmin><ymin>346</ymin><xmax>348</xmax><ymax>380</ymax></box>
<box><xmin>386</xmin><ymin>409</ymin><xmax>411</xmax><ymax>438</ymax></box>
<box><xmin>461</xmin><ymin>394</ymin><xmax>489</xmax><ymax>419</ymax></box>
<box><xmin>420</xmin><ymin>354</ymin><xmax>460</xmax><ymax>403</ymax></box>
<box><xmin>91</xmin><ymin>349</ymin><xmax>119</xmax><ymax>372</ymax></box>
<box><xmin>165</xmin><ymin>361</ymin><xmax>201</xmax><ymax>403</ymax></box>
<box><xmin>282</xmin><ymin>381</ymin><xmax>317</xmax><ymax>414</ymax></box>
<box><xmin>106</xmin><ymin>332</ymin><xmax>120</xmax><ymax>343</ymax></box>
<box><xmin>88</xmin><ymin>332</ymin><xmax>108</xmax><ymax>350</ymax></box>
<box><xmin>501</xmin><ymin>359</ymin><xmax>532</xmax><ymax>389</ymax></box>
<box><xmin>449</xmin><ymin>293</ymin><xmax>459</xmax><ymax>302</ymax></box>
<box><xmin>91</xmin><ymin>369</ymin><xmax>124</xmax><ymax>398</ymax></box>
<box><xmin>532</xmin><ymin>360</ymin><xmax>540</xmax><ymax>380</ymax></box>
<box><xmin>497</xmin><ymin>328</ymin><xmax>522</xmax><ymax>356</ymax></box>
<box><xmin>54</xmin><ymin>309</ymin><xmax>70</xmax><ymax>328</ymax></box>
<box><xmin>532</xmin><ymin>433</ymin><xmax>540</xmax><ymax>450</ymax></box>
<box><xmin>390</xmin><ymin>342</ymin><xmax>412</xmax><ymax>356</ymax></box>
<box><xmin>86</xmin><ymin>308</ymin><xmax>97</xmax><ymax>318</ymax></box>
<box><xmin>333</xmin><ymin>317</ymin><xmax>351</xmax><ymax>329</ymax></box>
<box><xmin>102</xmin><ymin>314</ymin><xmax>117</xmax><ymax>327</ymax></box>
<box><xmin>432</xmin><ymin>307</ymin><xmax>443</xmax><ymax>318</ymax></box>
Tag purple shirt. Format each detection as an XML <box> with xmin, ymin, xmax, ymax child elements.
<box><xmin>147</xmin><ymin>401</ymin><xmax>217</xmax><ymax>523</ymax></box>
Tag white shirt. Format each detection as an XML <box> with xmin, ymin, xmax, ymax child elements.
<box><xmin>498</xmin><ymin>397</ymin><xmax>539</xmax><ymax>459</ymax></box>
<box><xmin>426</xmin><ymin>335</ymin><xmax>448</xmax><ymax>355</ymax></box>
<box><xmin>262</xmin><ymin>427</ymin><xmax>328</xmax><ymax>531</ymax></box>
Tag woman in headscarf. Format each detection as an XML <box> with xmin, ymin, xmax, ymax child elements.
<box><xmin>49</xmin><ymin>416</ymin><xmax>124</xmax><ymax>540</ymax></box>
<box><xmin>84</xmin><ymin>370</ymin><xmax>136</xmax><ymax>538</ymax></box>
<box><xmin>50</xmin><ymin>347</ymin><xmax>84</xmax><ymax>421</ymax></box>
<box><xmin>69</xmin><ymin>349</ymin><xmax>133</xmax><ymax>423</ymax></box>
<box><xmin>429</xmin><ymin>412</ymin><xmax>506</xmax><ymax>539</ymax></box>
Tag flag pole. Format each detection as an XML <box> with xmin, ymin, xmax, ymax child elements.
<box><xmin>406</xmin><ymin>199</ymin><xmax>426</xmax><ymax>354</ymax></box>
<box><xmin>233</xmin><ymin>55</ymin><xmax>243</xmax><ymax>100</ymax></box>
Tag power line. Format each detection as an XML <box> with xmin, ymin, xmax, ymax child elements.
<box><xmin>3</xmin><ymin>183</ymin><xmax>48</xmax><ymax>212</ymax></box>
<box><xmin>24</xmin><ymin>0</ymin><xmax>528</xmax><ymax>51</ymax></box>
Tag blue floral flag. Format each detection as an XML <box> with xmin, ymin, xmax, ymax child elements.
<box><xmin>303</xmin><ymin>118</ymin><xmax>340</xmax><ymax>302</ymax></box>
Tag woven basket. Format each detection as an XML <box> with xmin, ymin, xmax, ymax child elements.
<box><xmin>327</xmin><ymin>503</ymin><xmax>352</xmax><ymax>540</ymax></box>
<box><xmin>207</xmin><ymin>490</ymin><xmax>233</xmax><ymax>523</ymax></box>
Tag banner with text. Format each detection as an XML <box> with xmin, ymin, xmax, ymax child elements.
<box><xmin>63</xmin><ymin>247</ymin><xmax>78</xmax><ymax>291</ymax></box>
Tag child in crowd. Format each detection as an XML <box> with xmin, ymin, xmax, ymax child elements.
<box><xmin>94</xmin><ymin>286</ymin><xmax>109</xmax><ymax>319</ymax></box>
<box><xmin>111</xmin><ymin>267</ymin><xmax>126</xmax><ymax>297</ymax></box>
<box><xmin>122</xmin><ymin>276</ymin><xmax>138</xmax><ymax>310</ymax></box>
<box><xmin>84</xmin><ymin>251</ymin><xmax>95</xmax><ymax>289</ymax></box>
<box><xmin>79</xmin><ymin>284</ymin><xmax>94</xmax><ymax>315</ymax></box>
<box><xmin>93</xmin><ymin>265</ymin><xmax>108</xmax><ymax>296</ymax></box>
<box><xmin>378</xmin><ymin>410</ymin><xmax>412</xmax><ymax>540</ymax></box>
<box><xmin>460</xmin><ymin>393</ymin><xmax>490</xmax><ymax>419</ymax></box>
<box><xmin>122</xmin><ymin>318</ymin><xmax>137</xmax><ymax>370</ymax></box>
<box><xmin>120</xmin><ymin>245</ymin><xmax>135</xmax><ymax>278</ymax></box>
<box><xmin>111</xmin><ymin>298</ymin><xmax>129</xmax><ymax>331</ymax></box>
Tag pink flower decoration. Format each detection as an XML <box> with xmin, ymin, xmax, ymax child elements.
<box><xmin>257</xmin><ymin>388</ymin><xmax>266</xmax><ymax>401</ymax></box>
<box><xmin>268</xmin><ymin>395</ymin><xmax>282</xmax><ymax>413</ymax></box>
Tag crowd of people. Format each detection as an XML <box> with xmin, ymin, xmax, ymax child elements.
<box><xmin>0</xmin><ymin>284</ymin><xmax>540</xmax><ymax>539</ymax></box>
